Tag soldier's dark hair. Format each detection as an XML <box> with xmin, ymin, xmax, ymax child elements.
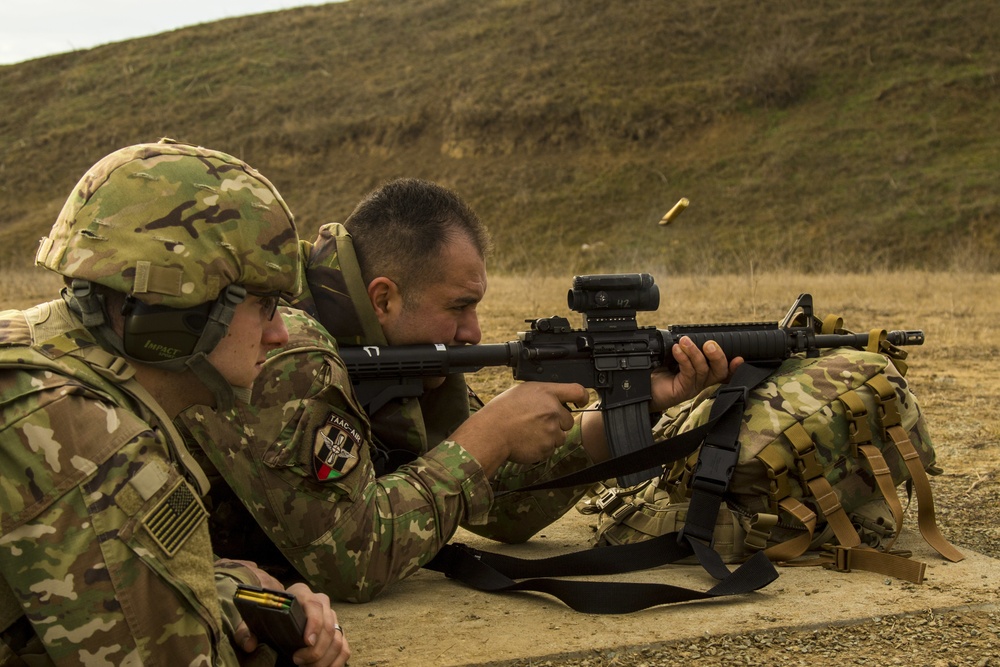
<box><xmin>344</xmin><ymin>178</ymin><xmax>492</xmax><ymax>303</ymax></box>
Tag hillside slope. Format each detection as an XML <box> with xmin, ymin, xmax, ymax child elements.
<box><xmin>1</xmin><ymin>0</ymin><xmax>997</xmax><ymax>274</ymax></box>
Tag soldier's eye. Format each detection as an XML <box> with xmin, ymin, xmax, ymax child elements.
<box><xmin>244</xmin><ymin>289</ymin><xmax>282</xmax><ymax>321</ymax></box>
<box><xmin>258</xmin><ymin>295</ymin><xmax>279</xmax><ymax>321</ymax></box>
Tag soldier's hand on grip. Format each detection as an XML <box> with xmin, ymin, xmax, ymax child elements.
<box><xmin>453</xmin><ymin>381</ymin><xmax>588</xmax><ymax>475</ymax></box>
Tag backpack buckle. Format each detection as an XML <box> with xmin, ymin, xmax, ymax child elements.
<box><xmin>831</xmin><ymin>545</ymin><xmax>852</xmax><ymax>572</ymax></box>
<box><xmin>595</xmin><ymin>488</ymin><xmax>621</xmax><ymax>511</ymax></box>
<box><xmin>690</xmin><ymin>443</ymin><xmax>740</xmax><ymax>495</ymax></box>
<box><xmin>594</xmin><ymin>488</ymin><xmax>639</xmax><ymax>521</ymax></box>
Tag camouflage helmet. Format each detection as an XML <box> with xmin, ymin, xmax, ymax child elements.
<box><xmin>36</xmin><ymin>138</ymin><xmax>300</xmax><ymax>307</ymax></box>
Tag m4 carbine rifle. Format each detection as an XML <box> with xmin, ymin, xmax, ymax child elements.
<box><xmin>339</xmin><ymin>273</ymin><xmax>923</xmax><ymax>486</ymax></box>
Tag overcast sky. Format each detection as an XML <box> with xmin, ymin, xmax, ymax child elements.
<box><xmin>0</xmin><ymin>1</ymin><xmax>340</xmax><ymax>65</ymax></box>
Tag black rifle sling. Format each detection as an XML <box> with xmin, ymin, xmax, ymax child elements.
<box><xmin>424</xmin><ymin>540</ymin><xmax>777</xmax><ymax>614</ymax></box>
<box><xmin>677</xmin><ymin>364</ymin><xmax>777</xmax><ymax>579</ymax></box>
<box><xmin>426</xmin><ymin>362</ymin><xmax>780</xmax><ymax>613</ymax></box>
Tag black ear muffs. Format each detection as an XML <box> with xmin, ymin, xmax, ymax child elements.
<box><xmin>121</xmin><ymin>298</ymin><xmax>213</xmax><ymax>362</ymax></box>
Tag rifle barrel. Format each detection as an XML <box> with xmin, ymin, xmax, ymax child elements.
<box><xmin>339</xmin><ymin>342</ymin><xmax>516</xmax><ymax>378</ymax></box>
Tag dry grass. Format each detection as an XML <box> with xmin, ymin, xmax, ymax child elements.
<box><xmin>0</xmin><ymin>266</ymin><xmax>64</xmax><ymax>312</ymax></box>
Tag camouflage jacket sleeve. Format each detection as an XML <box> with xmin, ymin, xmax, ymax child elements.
<box><xmin>372</xmin><ymin>371</ymin><xmax>597</xmax><ymax>545</ymax></box>
<box><xmin>213</xmin><ymin>559</ymin><xmax>262</xmax><ymax>637</ymax></box>
<box><xmin>463</xmin><ymin>414</ymin><xmax>596</xmax><ymax>543</ymax></box>
<box><xmin>179</xmin><ymin>311</ymin><xmax>494</xmax><ymax>603</ymax></box>
<box><xmin>0</xmin><ymin>368</ymin><xmax>240</xmax><ymax>666</ymax></box>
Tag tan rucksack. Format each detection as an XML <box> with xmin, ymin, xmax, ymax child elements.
<box><xmin>579</xmin><ymin>345</ymin><xmax>963</xmax><ymax>583</ymax></box>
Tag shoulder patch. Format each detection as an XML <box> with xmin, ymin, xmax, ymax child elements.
<box><xmin>314</xmin><ymin>411</ymin><xmax>362</xmax><ymax>481</ymax></box>
<box><xmin>142</xmin><ymin>479</ymin><xmax>208</xmax><ymax>557</ymax></box>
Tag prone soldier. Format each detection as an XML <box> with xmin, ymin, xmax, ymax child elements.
<box><xmin>0</xmin><ymin>140</ymin><xmax>349</xmax><ymax>666</ymax></box>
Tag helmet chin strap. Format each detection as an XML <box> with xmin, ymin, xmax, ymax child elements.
<box><xmin>63</xmin><ymin>280</ymin><xmax>249</xmax><ymax>411</ymax></box>
<box><xmin>182</xmin><ymin>354</ymin><xmax>240</xmax><ymax>412</ymax></box>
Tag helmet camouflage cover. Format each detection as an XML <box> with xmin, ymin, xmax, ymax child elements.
<box><xmin>36</xmin><ymin>139</ymin><xmax>300</xmax><ymax>307</ymax></box>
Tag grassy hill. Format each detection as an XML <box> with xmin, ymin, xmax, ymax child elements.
<box><xmin>1</xmin><ymin>0</ymin><xmax>997</xmax><ymax>276</ymax></box>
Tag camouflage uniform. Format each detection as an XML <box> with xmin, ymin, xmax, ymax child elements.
<box><xmin>0</xmin><ymin>141</ymin><xmax>299</xmax><ymax>665</ymax></box>
<box><xmin>179</xmin><ymin>222</ymin><xmax>597</xmax><ymax>602</ymax></box>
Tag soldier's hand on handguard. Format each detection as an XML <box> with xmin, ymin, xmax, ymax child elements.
<box><xmin>649</xmin><ymin>336</ymin><xmax>743</xmax><ymax>412</ymax></box>
<box><xmin>452</xmin><ymin>381</ymin><xmax>589</xmax><ymax>477</ymax></box>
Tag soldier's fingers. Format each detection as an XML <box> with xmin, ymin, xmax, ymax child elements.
<box><xmin>702</xmin><ymin>340</ymin><xmax>729</xmax><ymax>382</ymax></box>
<box><xmin>550</xmin><ymin>382</ymin><xmax>590</xmax><ymax>408</ymax></box>
<box><xmin>557</xmin><ymin>398</ymin><xmax>582</xmax><ymax>432</ymax></box>
<box><xmin>233</xmin><ymin>621</ymin><xmax>258</xmax><ymax>654</ymax></box>
<box><xmin>335</xmin><ymin>635</ymin><xmax>352</xmax><ymax>667</ymax></box>
<box><xmin>559</xmin><ymin>408</ymin><xmax>576</xmax><ymax>432</ymax></box>
<box><xmin>672</xmin><ymin>337</ymin><xmax>708</xmax><ymax>383</ymax></box>
<box><xmin>287</xmin><ymin>584</ymin><xmax>335</xmax><ymax>654</ymax></box>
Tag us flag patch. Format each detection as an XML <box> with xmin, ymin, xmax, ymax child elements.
<box><xmin>142</xmin><ymin>479</ymin><xmax>208</xmax><ymax>557</ymax></box>
<box><xmin>314</xmin><ymin>412</ymin><xmax>361</xmax><ymax>481</ymax></box>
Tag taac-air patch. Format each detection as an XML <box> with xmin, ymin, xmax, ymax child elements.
<box><xmin>314</xmin><ymin>411</ymin><xmax>362</xmax><ymax>481</ymax></box>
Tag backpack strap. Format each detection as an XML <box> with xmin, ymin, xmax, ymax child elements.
<box><xmin>827</xmin><ymin>544</ymin><xmax>927</xmax><ymax>582</ymax></box>
<box><xmin>768</xmin><ymin>498</ymin><xmax>818</xmax><ymax>560</ymax></box>
<box><xmin>864</xmin><ymin>374</ymin><xmax>964</xmax><ymax>563</ymax></box>
<box><xmin>855</xmin><ymin>444</ymin><xmax>904</xmax><ymax>550</ymax></box>
<box><xmin>785</xmin><ymin>383</ymin><xmax>930</xmax><ymax>582</ymax></box>
<box><xmin>578</xmin><ymin>483</ymin><xmax>657</xmax><ymax>538</ymax></box>
<box><xmin>752</xmin><ymin>385</ymin><xmax>930</xmax><ymax>583</ymax></box>
<box><xmin>784</xmin><ymin>422</ymin><xmax>862</xmax><ymax>549</ymax></box>
<box><xmin>676</xmin><ymin>362</ymin><xmax>778</xmax><ymax>581</ymax></box>
<box><xmin>887</xmin><ymin>424</ymin><xmax>964</xmax><ymax>563</ymax></box>
<box><xmin>781</xmin><ymin>374</ymin><xmax>948</xmax><ymax>583</ymax></box>
<box><xmin>839</xmin><ymin>387</ymin><xmax>905</xmax><ymax>551</ymax></box>
<box><xmin>76</xmin><ymin>346</ymin><xmax>211</xmax><ymax>497</ymax></box>
<box><xmin>755</xmin><ymin>443</ymin><xmax>818</xmax><ymax>561</ymax></box>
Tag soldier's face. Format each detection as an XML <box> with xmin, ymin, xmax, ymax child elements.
<box><xmin>378</xmin><ymin>233</ymin><xmax>486</xmax><ymax>348</ymax></box>
<box><xmin>207</xmin><ymin>294</ymin><xmax>289</xmax><ymax>389</ymax></box>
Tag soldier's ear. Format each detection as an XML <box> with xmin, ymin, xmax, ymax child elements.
<box><xmin>368</xmin><ymin>276</ymin><xmax>402</xmax><ymax>321</ymax></box>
